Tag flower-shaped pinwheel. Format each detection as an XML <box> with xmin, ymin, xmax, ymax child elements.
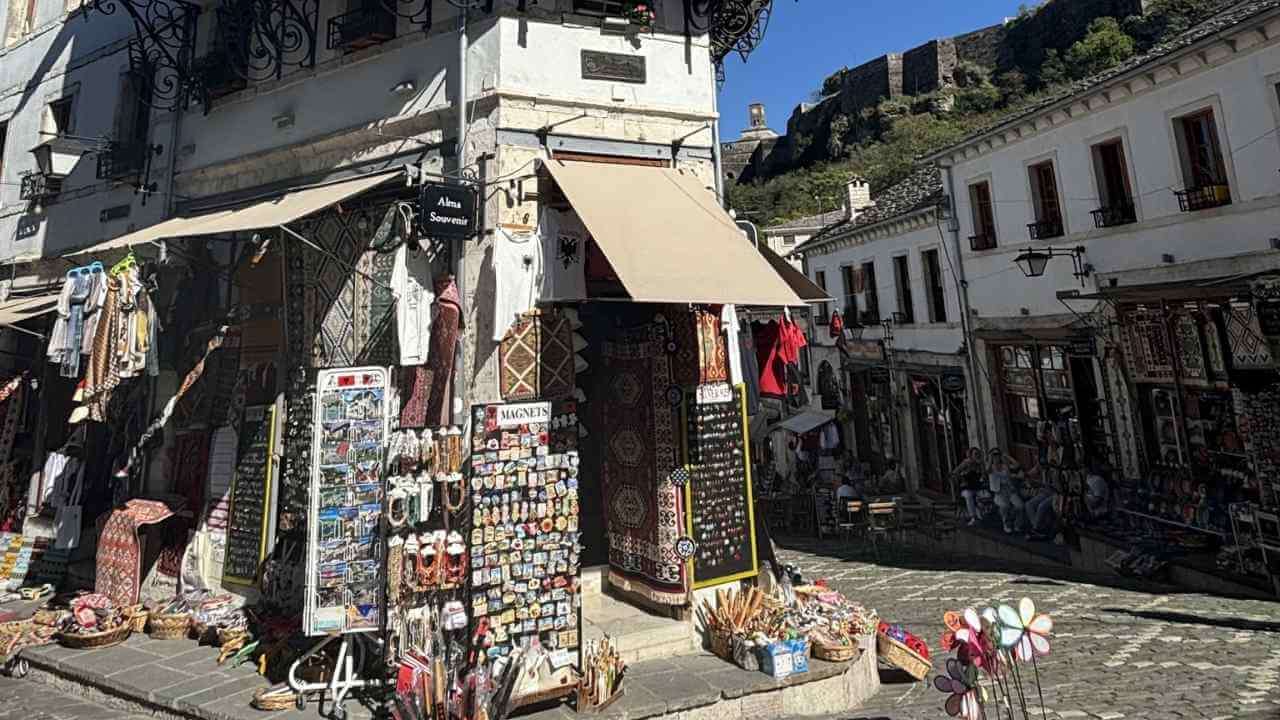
<box><xmin>934</xmin><ymin>658</ymin><xmax>982</xmax><ymax>720</ymax></box>
<box><xmin>941</xmin><ymin>610</ymin><xmax>963</xmax><ymax>651</ymax></box>
<box><xmin>996</xmin><ymin>597</ymin><xmax>1053</xmax><ymax>662</ymax></box>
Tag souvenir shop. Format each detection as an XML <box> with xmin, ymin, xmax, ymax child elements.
<box><xmin>840</xmin><ymin>340</ymin><xmax>895</xmax><ymax>476</ymax></box>
<box><xmin>1083</xmin><ymin>278</ymin><xmax>1280</xmax><ymax>594</ymax></box>
<box><xmin>903</xmin><ymin>364</ymin><xmax>970</xmax><ymax>497</ymax></box>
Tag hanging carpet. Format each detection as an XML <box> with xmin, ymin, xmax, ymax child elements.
<box><xmin>669</xmin><ymin>307</ymin><xmax>728</xmax><ymax>387</ymax></box>
<box><xmin>599</xmin><ymin>315</ymin><xmax>687</xmax><ymax>605</ymax></box>
<box><xmin>95</xmin><ymin>499</ymin><xmax>175</xmax><ymax>606</ymax></box>
<box><xmin>499</xmin><ymin>309</ymin><xmax>577</xmax><ymax>401</ymax></box>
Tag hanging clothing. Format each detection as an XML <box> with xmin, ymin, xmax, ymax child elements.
<box><xmin>754</xmin><ymin>318</ymin><xmax>807</xmax><ymax>401</ymax></box>
<box><xmin>820</xmin><ymin>422</ymin><xmax>840</xmax><ymax>450</ymax></box>
<box><xmin>722</xmin><ymin>305</ymin><xmax>743</xmax><ymax>386</ymax></box>
<box><xmin>537</xmin><ymin>209</ymin><xmax>588</xmax><ymax>301</ymax></box>
<box><xmin>392</xmin><ymin>243</ymin><xmax>435</xmax><ymax>366</ymax></box>
<box><xmin>492</xmin><ymin>228</ymin><xmax>540</xmax><ymax>342</ymax></box>
<box><xmin>738</xmin><ymin>322</ymin><xmax>761</xmax><ymax>414</ymax></box>
<box><xmin>82</xmin><ymin>277</ymin><xmax>123</xmax><ymax>423</ymax></box>
<box><xmin>424</xmin><ymin>276</ymin><xmax>463</xmax><ymax>427</ymax></box>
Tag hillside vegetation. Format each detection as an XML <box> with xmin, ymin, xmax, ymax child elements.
<box><xmin>727</xmin><ymin>0</ymin><xmax>1230</xmax><ymax>226</ymax></box>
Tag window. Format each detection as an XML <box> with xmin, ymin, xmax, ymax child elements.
<box><xmin>782</xmin><ymin>234</ymin><xmax>796</xmax><ymax>247</ymax></box>
<box><xmin>0</xmin><ymin>121</ymin><xmax>7</xmax><ymax>185</ymax></box>
<box><xmin>47</xmin><ymin>97</ymin><xmax>74</xmax><ymax>137</ymax></box>
<box><xmin>1173</xmin><ymin>108</ymin><xmax>1231</xmax><ymax>211</ymax></box>
<box><xmin>99</xmin><ymin>73</ymin><xmax>153</xmax><ymax>180</ymax></box>
<box><xmin>1027</xmin><ymin>161</ymin><xmax>1063</xmax><ymax>239</ymax></box>
<box><xmin>1090</xmin><ymin>139</ymin><xmax>1136</xmax><ymax>227</ymax></box>
<box><xmin>5</xmin><ymin>0</ymin><xmax>37</xmax><ymax>46</ymax></box>
<box><xmin>573</xmin><ymin>0</ymin><xmax>628</xmax><ymax>14</ymax></box>
<box><xmin>968</xmin><ymin>181</ymin><xmax>997</xmax><ymax>250</ymax></box>
<box><xmin>893</xmin><ymin>255</ymin><xmax>914</xmax><ymax>324</ymax></box>
<box><xmin>814</xmin><ymin>270</ymin><xmax>829</xmax><ymax>325</ymax></box>
<box><xmin>922</xmin><ymin>248</ymin><xmax>947</xmax><ymax>324</ymax></box>
<box><xmin>861</xmin><ymin>261</ymin><xmax>879</xmax><ymax>324</ymax></box>
<box><xmin>840</xmin><ymin>265</ymin><xmax>858</xmax><ymax>325</ymax></box>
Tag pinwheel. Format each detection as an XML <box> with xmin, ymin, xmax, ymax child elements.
<box><xmin>934</xmin><ymin>658</ymin><xmax>982</xmax><ymax>720</ymax></box>
<box><xmin>996</xmin><ymin>597</ymin><xmax>1052</xmax><ymax>662</ymax></box>
<box><xmin>941</xmin><ymin>610</ymin><xmax>963</xmax><ymax>651</ymax></box>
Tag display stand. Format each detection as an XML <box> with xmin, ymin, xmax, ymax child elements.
<box><xmin>287</xmin><ymin>633</ymin><xmax>380</xmax><ymax>720</ymax></box>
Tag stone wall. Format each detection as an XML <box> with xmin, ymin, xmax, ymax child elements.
<box><xmin>955</xmin><ymin>23</ymin><xmax>1006</xmax><ymax>68</ymax></box>
<box><xmin>902</xmin><ymin>39</ymin><xmax>958</xmax><ymax>96</ymax></box>
<box><xmin>999</xmin><ymin>0</ymin><xmax>1146</xmax><ymax>69</ymax></box>
<box><xmin>838</xmin><ymin>54</ymin><xmax>901</xmax><ymax>111</ymax></box>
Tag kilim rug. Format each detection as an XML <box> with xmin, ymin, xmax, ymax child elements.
<box><xmin>170</xmin><ymin>432</ymin><xmax>211</xmax><ymax>522</ymax></box>
<box><xmin>95</xmin><ymin>499</ymin><xmax>174</xmax><ymax>606</ymax></box>
<box><xmin>424</xmin><ymin>276</ymin><xmax>462</xmax><ymax>427</ymax></box>
<box><xmin>669</xmin><ymin>307</ymin><xmax>727</xmax><ymax>387</ymax></box>
<box><xmin>600</xmin><ymin>315</ymin><xmax>686</xmax><ymax>605</ymax></box>
<box><xmin>499</xmin><ymin>309</ymin><xmax>577</xmax><ymax>401</ymax></box>
<box><xmin>1226</xmin><ymin>303</ymin><xmax>1274</xmax><ymax>370</ymax></box>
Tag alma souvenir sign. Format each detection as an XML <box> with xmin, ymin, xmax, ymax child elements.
<box><xmin>420</xmin><ymin>182</ymin><xmax>477</xmax><ymax>238</ymax></box>
<box><xmin>680</xmin><ymin>384</ymin><xmax>758</xmax><ymax>589</ymax></box>
<box><xmin>304</xmin><ymin>367</ymin><xmax>389</xmax><ymax>636</ymax></box>
<box><xmin>222</xmin><ymin>404</ymin><xmax>280</xmax><ymax>587</ymax></box>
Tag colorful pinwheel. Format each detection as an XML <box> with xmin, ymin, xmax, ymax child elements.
<box><xmin>934</xmin><ymin>658</ymin><xmax>982</xmax><ymax>720</ymax></box>
<box><xmin>996</xmin><ymin>597</ymin><xmax>1053</xmax><ymax>662</ymax></box>
<box><xmin>941</xmin><ymin>610</ymin><xmax>963</xmax><ymax>651</ymax></box>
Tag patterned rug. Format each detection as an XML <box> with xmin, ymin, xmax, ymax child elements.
<box><xmin>499</xmin><ymin>309</ymin><xmax>577</xmax><ymax>401</ymax></box>
<box><xmin>170</xmin><ymin>432</ymin><xmax>211</xmax><ymax>518</ymax></box>
<box><xmin>95</xmin><ymin>499</ymin><xmax>175</xmax><ymax>606</ymax></box>
<box><xmin>1226</xmin><ymin>303</ymin><xmax>1274</xmax><ymax>370</ymax></box>
<box><xmin>600</xmin><ymin>315</ymin><xmax>686</xmax><ymax>605</ymax></box>
<box><xmin>424</xmin><ymin>276</ymin><xmax>462</xmax><ymax>426</ymax></box>
<box><xmin>670</xmin><ymin>307</ymin><xmax>728</xmax><ymax>387</ymax></box>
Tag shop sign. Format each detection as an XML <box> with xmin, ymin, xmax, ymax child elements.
<box><xmin>420</xmin><ymin>182</ymin><xmax>477</xmax><ymax>238</ymax></box>
<box><xmin>845</xmin><ymin>339</ymin><xmax>884</xmax><ymax>362</ymax></box>
<box><xmin>1068</xmin><ymin>337</ymin><xmax>1096</xmax><ymax>356</ymax></box>
<box><xmin>695</xmin><ymin>382</ymin><xmax>734</xmax><ymax>405</ymax></box>
<box><xmin>940</xmin><ymin>372</ymin><xmax>966</xmax><ymax>394</ymax></box>
<box><xmin>492</xmin><ymin>401</ymin><xmax>551</xmax><ymax>429</ymax></box>
<box><xmin>581</xmin><ymin>50</ymin><xmax>646</xmax><ymax>84</ymax></box>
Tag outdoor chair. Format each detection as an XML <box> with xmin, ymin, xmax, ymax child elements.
<box><xmin>839</xmin><ymin>500</ymin><xmax>867</xmax><ymax>545</ymax></box>
<box><xmin>866</xmin><ymin>501</ymin><xmax>899</xmax><ymax>562</ymax></box>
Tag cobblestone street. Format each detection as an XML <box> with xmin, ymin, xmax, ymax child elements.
<box><xmin>0</xmin><ymin>674</ymin><xmax>144</xmax><ymax>720</ymax></box>
<box><xmin>776</xmin><ymin>537</ymin><xmax>1280</xmax><ymax>720</ymax></box>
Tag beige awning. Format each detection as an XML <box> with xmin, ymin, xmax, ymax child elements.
<box><xmin>757</xmin><ymin>243</ymin><xmax>829</xmax><ymax>303</ymax></box>
<box><xmin>65</xmin><ymin>170</ymin><xmax>403</xmax><ymax>257</ymax></box>
<box><xmin>0</xmin><ymin>294</ymin><xmax>60</xmax><ymax>326</ymax></box>
<box><xmin>543</xmin><ymin>160</ymin><xmax>805</xmax><ymax>307</ymax></box>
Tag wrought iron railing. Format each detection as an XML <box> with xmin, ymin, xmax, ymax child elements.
<box><xmin>19</xmin><ymin>171</ymin><xmax>61</xmax><ymax>202</ymax></box>
<box><xmin>1091</xmin><ymin>201</ymin><xmax>1137</xmax><ymax>228</ymax></box>
<box><xmin>969</xmin><ymin>232</ymin><xmax>997</xmax><ymax>251</ymax></box>
<box><xmin>81</xmin><ymin>0</ymin><xmax>200</xmax><ymax>112</ymax></box>
<box><xmin>1175</xmin><ymin>184</ymin><xmax>1231</xmax><ymax>212</ymax></box>
<box><xmin>683</xmin><ymin>0</ymin><xmax>774</xmax><ymax>65</ymax></box>
<box><xmin>96</xmin><ymin>141</ymin><xmax>150</xmax><ymax>181</ymax></box>
<box><xmin>189</xmin><ymin>53</ymin><xmax>250</xmax><ymax>105</ymax></box>
<box><xmin>328</xmin><ymin>4</ymin><xmax>396</xmax><ymax>51</ymax></box>
<box><xmin>1027</xmin><ymin>216</ymin><xmax>1064</xmax><ymax>240</ymax></box>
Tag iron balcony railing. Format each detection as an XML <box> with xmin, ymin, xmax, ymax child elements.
<box><xmin>19</xmin><ymin>171</ymin><xmax>61</xmax><ymax>202</ymax></box>
<box><xmin>96</xmin><ymin>141</ymin><xmax>149</xmax><ymax>181</ymax></box>
<box><xmin>190</xmin><ymin>53</ymin><xmax>249</xmax><ymax>103</ymax></box>
<box><xmin>968</xmin><ymin>231</ymin><xmax>997</xmax><ymax>251</ymax></box>
<box><xmin>327</xmin><ymin>4</ymin><xmax>396</xmax><ymax>51</ymax></box>
<box><xmin>1091</xmin><ymin>201</ymin><xmax>1137</xmax><ymax>228</ymax></box>
<box><xmin>1175</xmin><ymin>184</ymin><xmax>1231</xmax><ymax>212</ymax></box>
<box><xmin>1027</xmin><ymin>216</ymin><xmax>1064</xmax><ymax>240</ymax></box>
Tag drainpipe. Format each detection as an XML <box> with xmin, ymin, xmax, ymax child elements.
<box><xmin>941</xmin><ymin>163</ymin><xmax>990</xmax><ymax>451</ymax></box>
<box><xmin>451</xmin><ymin>4</ymin><xmax>468</xmax><ymax>427</ymax></box>
<box><xmin>710</xmin><ymin>63</ymin><xmax>724</xmax><ymax>207</ymax></box>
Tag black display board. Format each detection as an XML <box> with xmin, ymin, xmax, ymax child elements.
<box><xmin>682</xmin><ymin>383</ymin><xmax>758</xmax><ymax>588</ymax></box>
<box><xmin>222</xmin><ymin>404</ymin><xmax>277</xmax><ymax>586</ymax></box>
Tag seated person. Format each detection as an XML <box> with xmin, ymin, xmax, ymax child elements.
<box><xmin>875</xmin><ymin>460</ymin><xmax>906</xmax><ymax>497</ymax></box>
<box><xmin>1022</xmin><ymin>462</ymin><xmax>1058</xmax><ymax>539</ymax></box>
<box><xmin>1084</xmin><ymin>463</ymin><xmax>1110</xmax><ymax>520</ymax></box>
<box><xmin>836</xmin><ymin>476</ymin><xmax>859</xmax><ymax>502</ymax></box>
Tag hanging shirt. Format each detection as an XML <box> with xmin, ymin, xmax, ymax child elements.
<box><xmin>393</xmin><ymin>244</ymin><xmax>435</xmax><ymax>365</ymax></box>
<box><xmin>721</xmin><ymin>305</ymin><xmax>743</xmax><ymax>386</ymax></box>
<box><xmin>492</xmin><ymin>228</ymin><xmax>540</xmax><ymax>342</ymax></box>
<box><xmin>537</xmin><ymin>209</ymin><xmax>588</xmax><ymax>302</ymax></box>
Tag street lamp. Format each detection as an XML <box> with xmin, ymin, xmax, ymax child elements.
<box><xmin>30</xmin><ymin>135</ymin><xmax>97</xmax><ymax>178</ymax></box>
<box><xmin>1013</xmin><ymin>245</ymin><xmax>1092</xmax><ymax>286</ymax></box>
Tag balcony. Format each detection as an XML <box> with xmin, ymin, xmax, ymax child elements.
<box><xmin>191</xmin><ymin>54</ymin><xmax>249</xmax><ymax>104</ymax></box>
<box><xmin>1026</xmin><ymin>217</ymin><xmax>1064</xmax><ymax>240</ymax></box>
<box><xmin>96</xmin><ymin>142</ymin><xmax>150</xmax><ymax>182</ymax></box>
<box><xmin>1175</xmin><ymin>184</ymin><xmax>1231</xmax><ymax>212</ymax></box>
<box><xmin>1091</xmin><ymin>201</ymin><xmax>1137</xmax><ymax>228</ymax></box>
<box><xmin>19</xmin><ymin>171</ymin><xmax>61</xmax><ymax>202</ymax></box>
<box><xmin>327</xmin><ymin>5</ymin><xmax>396</xmax><ymax>51</ymax></box>
<box><xmin>968</xmin><ymin>232</ymin><xmax>997</xmax><ymax>251</ymax></box>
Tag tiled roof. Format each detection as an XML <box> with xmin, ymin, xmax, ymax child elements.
<box><xmin>763</xmin><ymin>208</ymin><xmax>851</xmax><ymax>233</ymax></box>
<box><xmin>926</xmin><ymin>0</ymin><xmax>1280</xmax><ymax>161</ymax></box>
<box><xmin>793</xmin><ymin>166</ymin><xmax>943</xmax><ymax>254</ymax></box>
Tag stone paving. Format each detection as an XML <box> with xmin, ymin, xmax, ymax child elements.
<box><xmin>775</xmin><ymin>536</ymin><xmax>1280</xmax><ymax>720</ymax></box>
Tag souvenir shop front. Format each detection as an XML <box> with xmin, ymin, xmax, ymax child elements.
<box><xmin>901</xmin><ymin>360</ymin><xmax>970</xmax><ymax>497</ymax></box>
<box><xmin>840</xmin><ymin>340</ymin><xmax>895</xmax><ymax>476</ymax></box>
<box><xmin>1084</xmin><ymin>275</ymin><xmax>1280</xmax><ymax>594</ymax></box>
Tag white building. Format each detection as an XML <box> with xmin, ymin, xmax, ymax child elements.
<box><xmin>796</xmin><ymin>166</ymin><xmax>980</xmax><ymax>494</ymax></box>
<box><xmin>759</xmin><ymin>177</ymin><xmax>871</xmax><ymax>269</ymax></box>
<box><xmin>928</xmin><ymin>0</ymin><xmax>1280</xmax><ymax>484</ymax></box>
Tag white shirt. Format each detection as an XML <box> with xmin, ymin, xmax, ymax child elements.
<box><xmin>493</xmin><ymin>228</ymin><xmax>540</xmax><ymax>341</ymax></box>
<box><xmin>393</xmin><ymin>244</ymin><xmax>435</xmax><ymax>365</ymax></box>
<box><xmin>537</xmin><ymin>209</ymin><xmax>588</xmax><ymax>302</ymax></box>
<box><xmin>722</xmin><ymin>304</ymin><xmax>743</xmax><ymax>385</ymax></box>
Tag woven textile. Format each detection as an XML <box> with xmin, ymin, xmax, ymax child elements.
<box><xmin>95</xmin><ymin>499</ymin><xmax>174</xmax><ymax>606</ymax></box>
<box><xmin>540</xmin><ymin>310</ymin><xmax>576</xmax><ymax>399</ymax></box>
<box><xmin>1226</xmin><ymin>304</ymin><xmax>1274</xmax><ymax>370</ymax></box>
<box><xmin>1172</xmin><ymin>313</ymin><xmax>1207</xmax><ymax>381</ymax></box>
<box><xmin>499</xmin><ymin>310</ymin><xmax>577</xmax><ymax>401</ymax></box>
<box><xmin>83</xmin><ymin>278</ymin><xmax>123</xmax><ymax>423</ymax></box>
<box><xmin>670</xmin><ymin>307</ymin><xmax>728</xmax><ymax>386</ymax></box>
<box><xmin>170</xmin><ymin>432</ymin><xmax>211</xmax><ymax>518</ymax></box>
<box><xmin>398</xmin><ymin>365</ymin><xmax>431</xmax><ymax>429</ymax></box>
<box><xmin>424</xmin><ymin>277</ymin><xmax>462</xmax><ymax>427</ymax></box>
<box><xmin>600</xmin><ymin>315</ymin><xmax>686</xmax><ymax>605</ymax></box>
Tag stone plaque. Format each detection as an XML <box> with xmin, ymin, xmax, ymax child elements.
<box><xmin>581</xmin><ymin>50</ymin><xmax>646</xmax><ymax>84</ymax></box>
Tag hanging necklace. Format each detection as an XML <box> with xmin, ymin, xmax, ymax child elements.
<box><xmin>441</xmin><ymin>472</ymin><xmax>466</xmax><ymax>513</ymax></box>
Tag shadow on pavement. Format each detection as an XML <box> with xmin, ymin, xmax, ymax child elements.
<box><xmin>1101</xmin><ymin>607</ymin><xmax>1280</xmax><ymax>632</ymax></box>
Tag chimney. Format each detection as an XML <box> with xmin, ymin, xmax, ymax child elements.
<box><xmin>846</xmin><ymin>177</ymin><xmax>873</xmax><ymax>220</ymax></box>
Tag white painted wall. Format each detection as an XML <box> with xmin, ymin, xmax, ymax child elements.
<box><xmin>949</xmin><ymin>23</ymin><xmax>1280</xmax><ymax>320</ymax></box>
<box><xmin>0</xmin><ymin>2</ymin><xmax>166</xmax><ymax>263</ymax></box>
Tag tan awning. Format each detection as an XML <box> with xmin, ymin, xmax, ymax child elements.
<box><xmin>0</xmin><ymin>294</ymin><xmax>60</xmax><ymax>326</ymax></box>
<box><xmin>65</xmin><ymin>170</ymin><xmax>403</xmax><ymax>257</ymax></box>
<box><xmin>757</xmin><ymin>243</ymin><xmax>829</xmax><ymax>303</ymax></box>
<box><xmin>543</xmin><ymin>160</ymin><xmax>805</xmax><ymax>306</ymax></box>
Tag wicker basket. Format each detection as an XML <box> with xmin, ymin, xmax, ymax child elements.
<box><xmin>813</xmin><ymin>641</ymin><xmax>862</xmax><ymax>663</ymax></box>
<box><xmin>124</xmin><ymin>606</ymin><xmax>149</xmax><ymax>634</ymax></box>
<box><xmin>709</xmin><ymin>628</ymin><xmax>732</xmax><ymax>659</ymax></box>
<box><xmin>60</xmin><ymin>623</ymin><xmax>131</xmax><ymax>650</ymax></box>
<box><xmin>251</xmin><ymin>687</ymin><xmax>296</xmax><ymax>712</ymax></box>
<box><xmin>148</xmin><ymin>612</ymin><xmax>191</xmax><ymax>640</ymax></box>
<box><xmin>877</xmin><ymin>633</ymin><xmax>931</xmax><ymax>680</ymax></box>
<box><xmin>218</xmin><ymin>626</ymin><xmax>250</xmax><ymax>647</ymax></box>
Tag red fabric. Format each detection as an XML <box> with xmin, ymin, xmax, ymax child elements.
<box><xmin>829</xmin><ymin>311</ymin><xmax>843</xmax><ymax>338</ymax></box>
<box><xmin>754</xmin><ymin>318</ymin><xmax>808</xmax><ymax>398</ymax></box>
<box><xmin>95</xmin><ymin>499</ymin><xmax>175</xmax><ymax>606</ymax></box>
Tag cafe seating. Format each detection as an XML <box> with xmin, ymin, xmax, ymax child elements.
<box><xmin>866</xmin><ymin>501</ymin><xmax>899</xmax><ymax>562</ymax></box>
<box><xmin>839</xmin><ymin>500</ymin><xmax>867</xmax><ymax>543</ymax></box>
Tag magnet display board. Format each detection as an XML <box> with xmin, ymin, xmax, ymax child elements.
<box><xmin>681</xmin><ymin>383</ymin><xmax>758</xmax><ymax>589</ymax></box>
<box><xmin>222</xmin><ymin>405</ymin><xmax>279</xmax><ymax>587</ymax></box>
<box><xmin>304</xmin><ymin>367</ymin><xmax>389</xmax><ymax>636</ymax></box>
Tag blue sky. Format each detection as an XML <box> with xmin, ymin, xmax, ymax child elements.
<box><xmin>718</xmin><ymin>0</ymin><xmax>1027</xmax><ymax>139</ymax></box>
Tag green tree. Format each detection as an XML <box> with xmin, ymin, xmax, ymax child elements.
<box><xmin>1065</xmin><ymin>17</ymin><xmax>1136</xmax><ymax>78</ymax></box>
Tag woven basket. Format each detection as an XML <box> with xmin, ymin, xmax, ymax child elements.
<box><xmin>61</xmin><ymin>623</ymin><xmax>131</xmax><ymax>650</ymax></box>
<box><xmin>148</xmin><ymin>612</ymin><xmax>191</xmax><ymax>640</ymax></box>
<box><xmin>251</xmin><ymin>687</ymin><xmax>296</xmax><ymax>712</ymax></box>
<box><xmin>709</xmin><ymin>628</ymin><xmax>732</xmax><ymax>659</ymax></box>
<box><xmin>124</xmin><ymin>606</ymin><xmax>149</xmax><ymax>634</ymax></box>
<box><xmin>218</xmin><ymin>626</ymin><xmax>250</xmax><ymax>647</ymax></box>
<box><xmin>813</xmin><ymin>641</ymin><xmax>862</xmax><ymax>663</ymax></box>
<box><xmin>877</xmin><ymin>633</ymin><xmax>931</xmax><ymax>680</ymax></box>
